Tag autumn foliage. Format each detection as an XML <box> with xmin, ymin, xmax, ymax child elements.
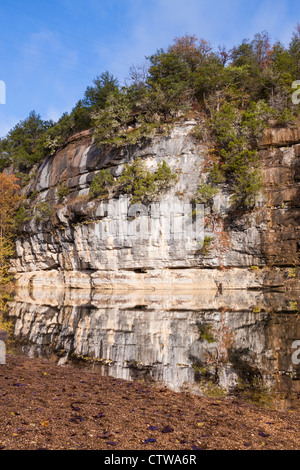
<box><xmin>0</xmin><ymin>173</ymin><xmax>21</xmax><ymax>284</ymax></box>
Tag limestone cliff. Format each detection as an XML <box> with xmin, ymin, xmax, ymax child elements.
<box><xmin>10</xmin><ymin>120</ymin><xmax>300</xmax><ymax>291</ymax></box>
<box><xmin>7</xmin><ymin>286</ymin><xmax>300</xmax><ymax>407</ymax></box>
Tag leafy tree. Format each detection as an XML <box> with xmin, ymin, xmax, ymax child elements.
<box><xmin>209</xmin><ymin>102</ymin><xmax>240</xmax><ymax>147</ymax></box>
<box><xmin>271</xmin><ymin>42</ymin><xmax>295</xmax><ymax>85</ymax></box>
<box><xmin>34</xmin><ymin>202</ymin><xmax>53</xmax><ymax>224</ymax></box>
<box><xmin>90</xmin><ymin>169</ymin><xmax>115</xmax><ymax>199</ymax></box>
<box><xmin>0</xmin><ymin>111</ymin><xmax>53</xmax><ymax>172</ymax></box>
<box><xmin>0</xmin><ymin>174</ymin><xmax>22</xmax><ymax>283</ymax></box>
<box><xmin>70</xmin><ymin>100</ymin><xmax>93</xmax><ymax>132</ymax></box>
<box><xmin>83</xmin><ymin>71</ymin><xmax>119</xmax><ymax>110</ymax></box>
<box><xmin>146</xmin><ymin>47</ymin><xmax>196</xmax><ymax>114</ymax></box>
<box><xmin>167</xmin><ymin>35</ymin><xmax>213</xmax><ymax>70</ymax></box>
<box><xmin>1</xmin><ymin>28</ymin><xmax>300</xmax><ymax>214</ymax></box>
<box><xmin>57</xmin><ymin>182</ymin><xmax>70</xmax><ymax>202</ymax></box>
<box><xmin>42</xmin><ymin>101</ymin><xmax>92</xmax><ymax>157</ymax></box>
<box><xmin>92</xmin><ymin>88</ymin><xmax>161</xmax><ymax>148</ymax></box>
<box><xmin>207</xmin><ymin>101</ymin><xmax>267</xmax><ymax>208</ymax></box>
<box><xmin>119</xmin><ymin>158</ymin><xmax>177</xmax><ymax>204</ymax></box>
<box><xmin>194</xmin><ymin>180</ymin><xmax>219</xmax><ymax>207</ymax></box>
<box><xmin>230</xmin><ymin>32</ymin><xmax>273</xmax><ymax>71</ymax></box>
<box><xmin>230</xmin><ymin>39</ymin><xmax>257</xmax><ymax>69</ymax></box>
<box><xmin>92</xmin><ymin>90</ymin><xmax>133</xmax><ymax>147</ymax></box>
<box><xmin>288</xmin><ymin>24</ymin><xmax>300</xmax><ymax>78</ymax></box>
<box><xmin>251</xmin><ymin>31</ymin><xmax>273</xmax><ymax>69</ymax></box>
<box><xmin>241</xmin><ymin>100</ymin><xmax>277</xmax><ymax>143</ymax></box>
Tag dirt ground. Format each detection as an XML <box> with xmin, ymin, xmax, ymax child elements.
<box><xmin>0</xmin><ymin>354</ymin><xmax>299</xmax><ymax>451</ymax></box>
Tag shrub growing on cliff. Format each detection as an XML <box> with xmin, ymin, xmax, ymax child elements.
<box><xmin>153</xmin><ymin>159</ymin><xmax>178</xmax><ymax>191</ymax></box>
<box><xmin>92</xmin><ymin>88</ymin><xmax>161</xmax><ymax>149</ymax></box>
<box><xmin>231</xmin><ymin>167</ymin><xmax>262</xmax><ymax>207</ymax></box>
<box><xmin>89</xmin><ymin>159</ymin><xmax>177</xmax><ymax>204</ymax></box>
<box><xmin>194</xmin><ymin>180</ymin><xmax>219</xmax><ymax>207</ymax></box>
<box><xmin>206</xmin><ymin>102</ymin><xmax>267</xmax><ymax>208</ymax></box>
<box><xmin>14</xmin><ymin>205</ymin><xmax>32</xmax><ymax>230</ymax></box>
<box><xmin>241</xmin><ymin>100</ymin><xmax>277</xmax><ymax>143</ymax></box>
<box><xmin>1</xmin><ymin>28</ymin><xmax>300</xmax><ymax>180</ymax></box>
<box><xmin>0</xmin><ymin>112</ymin><xmax>54</xmax><ymax>172</ymax></box>
<box><xmin>89</xmin><ymin>169</ymin><xmax>115</xmax><ymax>199</ymax></box>
<box><xmin>119</xmin><ymin>158</ymin><xmax>177</xmax><ymax>204</ymax></box>
<box><xmin>42</xmin><ymin>102</ymin><xmax>92</xmax><ymax>157</ymax></box>
<box><xmin>57</xmin><ymin>183</ymin><xmax>70</xmax><ymax>202</ymax></box>
<box><xmin>34</xmin><ymin>202</ymin><xmax>53</xmax><ymax>224</ymax></box>
<box><xmin>83</xmin><ymin>71</ymin><xmax>119</xmax><ymax>110</ymax></box>
<box><xmin>196</xmin><ymin>236</ymin><xmax>214</xmax><ymax>256</ymax></box>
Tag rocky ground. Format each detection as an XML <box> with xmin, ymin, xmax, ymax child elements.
<box><xmin>0</xmin><ymin>354</ymin><xmax>299</xmax><ymax>451</ymax></box>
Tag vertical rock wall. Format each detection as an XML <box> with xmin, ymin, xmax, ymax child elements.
<box><xmin>10</xmin><ymin>122</ymin><xmax>300</xmax><ymax>290</ymax></box>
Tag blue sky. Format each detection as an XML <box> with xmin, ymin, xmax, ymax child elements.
<box><xmin>0</xmin><ymin>0</ymin><xmax>299</xmax><ymax>137</ymax></box>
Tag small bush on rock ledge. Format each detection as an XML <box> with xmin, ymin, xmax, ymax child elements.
<box><xmin>118</xmin><ymin>158</ymin><xmax>178</xmax><ymax>205</ymax></box>
<box><xmin>56</xmin><ymin>183</ymin><xmax>70</xmax><ymax>202</ymax></box>
<box><xmin>34</xmin><ymin>202</ymin><xmax>53</xmax><ymax>224</ymax></box>
<box><xmin>89</xmin><ymin>169</ymin><xmax>115</xmax><ymax>199</ymax></box>
<box><xmin>89</xmin><ymin>159</ymin><xmax>177</xmax><ymax>205</ymax></box>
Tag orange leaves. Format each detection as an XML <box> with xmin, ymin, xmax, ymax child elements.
<box><xmin>0</xmin><ymin>173</ymin><xmax>22</xmax><ymax>283</ymax></box>
<box><xmin>0</xmin><ymin>173</ymin><xmax>21</xmax><ymax>201</ymax></box>
<box><xmin>0</xmin><ymin>173</ymin><xmax>22</xmax><ymax>235</ymax></box>
<box><xmin>168</xmin><ymin>35</ymin><xmax>212</xmax><ymax>67</ymax></box>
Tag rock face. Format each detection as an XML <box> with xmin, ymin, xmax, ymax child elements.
<box><xmin>7</xmin><ymin>287</ymin><xmax>300</xmax><ymax>408</ymax></box>
<box><xmin>10</xmin><ymin>121</ymin><xmax>300</xmax><ymax>290</ymax></box>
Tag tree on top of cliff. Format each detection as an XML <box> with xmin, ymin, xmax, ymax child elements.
<box><xmin>146</xmin><ymin>35</ymin><xmax>220</xmax><ymax>110</ymax></box>
<box><xmin>0</xmin><ymin>173</ymin><xmax>22</xmax><ymax>284</ymax></box>
<box><xmin>167</xmin><ymin>35</ymin><xmax>213</xmax><ymax>70</ymax></box>
<box><xmin>0</xmin><ymin>111</ymin><xmax>53</xmax><ymax>173</ymax></box>
<box><xmin>230</xmin><ymin>32</ymin><xmax>273</xmax><ymax>71</ymax></box>
<box><xmin>289</xmin><ymin>23</ymin><xmax>300</xmax><ymax>77</ymax></box>
<box><xmin>1</xmin><ymin>28</ymin><xmax>300</xmax><ymax>173</ymax></box>
<box><xmin>83</xmin><ymin>71</ymin><xmax>120</xmax><ymax>110</ymax></box>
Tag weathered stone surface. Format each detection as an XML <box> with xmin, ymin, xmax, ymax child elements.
<box><xmin>11</xmin><ymin>122</ymin><xmax>300</xmax><ymax>289</ymax></box>
<box><xmin>294</xmin><ymin>159</ymin><xmax>300</xmax><ymax>181</ymax></box>
<box><xmin>259</xmin><ymin>125</ymin><xmax>300</xmax><ymax>149</ymax></box>
<box><xmin>7</xmin><ymin>287</ymin><xmax>300</xmax><ymax>404</ymax></box>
